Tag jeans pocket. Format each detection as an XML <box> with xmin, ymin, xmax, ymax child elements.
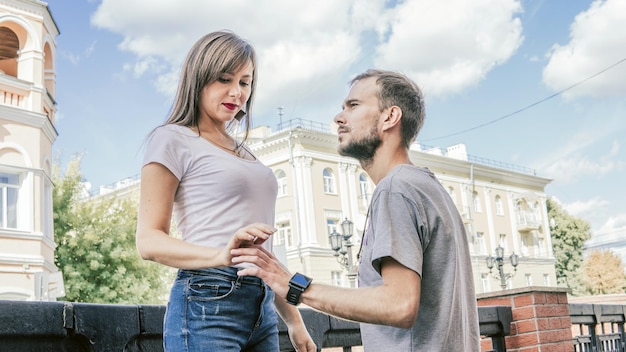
<box><xmin>187</xmin><ymin>275</ymin><xmax>236</xmax><ymax>301</ymax></box>
<box><xmin>186</xmin><ymin>276</ymin><xmax>239</xmax><ymax>319</ymax></box>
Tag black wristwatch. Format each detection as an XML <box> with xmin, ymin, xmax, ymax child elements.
<box><xmin>286</xmin><ymin>272</ymin><xmax>312</xmax><ymax>306</ymax></box>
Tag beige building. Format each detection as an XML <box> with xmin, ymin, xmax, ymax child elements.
<box><xmin>0</xmin><ymin>0</ymin><xmax>556</xmax><ymax>299</ymax></box>
<box><xmin>0</xmin><ymin>0</ymin><xmax>63</xmax><ymax>300</ymax></box>
<box><xmin>84</xmin><ymin>120</ymin><xmax>557</xmax><ymax>295</ymax></box>
<box><xmin>246</xmin><ymin>119</ymin><xmax>557</xmax><ymax>294</ymax></box>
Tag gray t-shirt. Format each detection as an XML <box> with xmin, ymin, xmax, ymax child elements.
<box><xmin>358</xmin><ymin>164</ymin><xmax>479</xmax><ymax>351</ymax></box>
<box><xmin>143</xmin><ymin>124</ymin><xmax>277</xmax><ymax>259</ymax></box>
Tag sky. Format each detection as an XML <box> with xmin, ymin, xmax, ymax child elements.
<box><xmin>47</xmin><ymin>0</ymin><xmax>626</xmax><ymax>243</ymax></box>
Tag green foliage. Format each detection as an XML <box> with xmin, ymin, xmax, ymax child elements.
<box><xmin>53</xmin><ymin>157</ymin><xmax>172</xmax><ymax>304</ymax></box>
<box><xmin>547</xmin><ymin>198</ymin><xmax>592</xmax><ymax>296</ymax></box>
<box><xmin>582</xmin><ymin>250</ymin><xmax>626</xmax><ymax>295</ymax></box>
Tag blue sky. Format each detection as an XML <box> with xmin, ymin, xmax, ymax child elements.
<box><xmin>48</xmin><ymin>0</ymin><xmax>626</xmax><ymax>241</ymax></box>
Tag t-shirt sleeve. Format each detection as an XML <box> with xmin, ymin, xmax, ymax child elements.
<box><xmin>369</xmin><ymin>190</ymin><xmax>424</xmax><ymax>277</ymax></box>
<box><xmin>142</xmin><ymin>126</ymin><xmax>189</xmax><ymax>181</ymax></box>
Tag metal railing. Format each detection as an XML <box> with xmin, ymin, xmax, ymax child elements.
<box><xmin>0</xmin><ymin>300</ymin><xmax>512</xmax><ymax>351</ymax></box>
<box><xmin>571</xmin><ymin>303</ymin><xmax>626</xmax><ymax>352</ymax></box>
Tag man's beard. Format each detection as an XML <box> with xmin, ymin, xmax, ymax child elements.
<box><xmin>338</xmin><ymin>124</ymin><xmax>381</xmax><ymax>165</ymax></box>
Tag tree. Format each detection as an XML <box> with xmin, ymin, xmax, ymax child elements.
<box><xmin>547</xmin><ymin>198</ymin><xmax>592</xmax><ymax>296</ymax></box>
<box><xmin>581</xmin><ymin>250</ymin><xmax>626</xmax><ymax>295</ymax></box>
<box><xmin>53</xmin><ymin>157</ymin><xmax>172</xmax><ymax>304</ymax></box>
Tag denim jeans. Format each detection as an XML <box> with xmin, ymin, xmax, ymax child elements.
<box><xmin>163</xmin><ymin>267</ymin><xmax>279</xmax><ymax>352</ymax></box>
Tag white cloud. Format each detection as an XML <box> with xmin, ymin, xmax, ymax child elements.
<box><xmin>59</xmin><ymin>49</ymin><xmax>80</xmax><ymax>65</ymax></box>
<box><xmin>89</xmin><ymin>0</ymin><xmax>527</xmax><ymax>120</ymax></box>
<box><xmin>542</xmin><ymin>0</ymin><xmax>626</xmax><ymax>98</ymax></box>
<box><xmin>562</xmin><ymin>197</ymin><xmax>609</xmax><ymax>218</ymax></box>
<box><xmin>586</xmin><ymin>214</ymin><xmax>626</xmax><ymax>247</ymax></box>
<box><xmin>373</xmin><ymin>0</ymin><xmax>524</xmax><ymax>96</ymax></box>
<box><xmin>543</xmin><ymin>148</ymin><xmax>625</xmax><ymax>184</ymax></box>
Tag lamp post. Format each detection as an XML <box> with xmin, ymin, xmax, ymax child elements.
<box><xmin>486</xmin><ymin>245</ymin><xmax>519</xmax><ymax>290</ymax></box>
<box><xmin>329</xmin><ymin>217</ymin><xmax>358</xmax><ymax>287</ymax></box>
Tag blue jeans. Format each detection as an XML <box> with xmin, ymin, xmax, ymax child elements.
<box><xmin>163</xmin><ymin>267</ymin><xmax>279</xmax><ymax>352</ymax></box>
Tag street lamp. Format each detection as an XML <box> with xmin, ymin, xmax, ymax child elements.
<box><xmin>329</xmin><ymin>217</ymin><xmax>357</xmax><ymax>287</ymax></box>
<box><xmin>486</xmin><ymin>245</ymin><xmax>519</xmax><ymax>290</ymax></box>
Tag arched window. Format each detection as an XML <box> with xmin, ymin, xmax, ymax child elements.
<box><xmin>323</xmin><ymin>168</ymin><xmax>336</xmax><ymax>194</ymax></box>
<box><xmin>495</xmin><ymin>195</ymin><xmax>504</xmax><ymax>215</ymax></box>
<box><xmin>275</xmin><ymin>169</ymin><xmax>287</xmax><ymax>197</ymax></box>
<box><xmin>0</xmin><ymin>27</ymin><xmax>20</xmax><ymax>77</ymax></box>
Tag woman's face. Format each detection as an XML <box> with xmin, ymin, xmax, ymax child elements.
<box><xmin>199</xmin><ymin>60</ymin><xmax>254</xmax><ymax>126</ymax></box>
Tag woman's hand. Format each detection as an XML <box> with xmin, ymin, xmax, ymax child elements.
<box><xmin>220</xmin><ymin>223</ymin><xmax>276</xmax><ymax>266</ymax></box>
<box><xmin>288</xmin><ymin>322</ymin><xmax>316</xmax><ymax>352</ymax></box>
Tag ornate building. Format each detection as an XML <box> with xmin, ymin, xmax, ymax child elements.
<box><xmin>83</xmin><ymin>119</ymin><xmax>556</xmax><ymax>295</ymax></box>
<box><xmin>247</xmin><ymin>119</ymin><xmax>557</xmax><ymax>293</ymax></box>
<box><xmin>0</xmin><ymin>0</ymin><xmax>62</xmax><ymax>300</ymax></box>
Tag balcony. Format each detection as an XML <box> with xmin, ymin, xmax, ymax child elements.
<box><xmin>0</xmin><ymin>73</ymin><xmax>29</xmax><ymax>109</ymax></box>
<box><xmin>516</xmin><ymin>211</ymin><xmax>540</xmax><ymax>231</ymax></box>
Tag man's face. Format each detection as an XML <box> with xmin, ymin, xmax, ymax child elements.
<box><xmin>334</xmin><ymin>77</ymin><xmax>383</xmax><ymax>162</ymax></box>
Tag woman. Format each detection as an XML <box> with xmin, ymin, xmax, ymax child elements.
<box><xmin>136</xmin><ymin>30</ymin><xmax>315</xmax><ymax>352</ymax></box>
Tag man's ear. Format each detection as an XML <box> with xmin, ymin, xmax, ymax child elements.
<box><xmin>382</xmin><ymin>106</ymin><xmax>402</xmax><ymax>131</ymax></box>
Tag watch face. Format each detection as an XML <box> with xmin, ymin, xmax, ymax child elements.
<box><xmin>292</xmin><ymin>273</ymin><xmax>310</xmax><ymax>286</ymax></box>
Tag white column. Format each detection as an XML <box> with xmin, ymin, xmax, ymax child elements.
<box><xmin>294</xmin><ymin>156</ymin><xmax>317</xmax><ymax>244</ymax></box>
<box><xmin>507</xmin><ymin>192</ymin><xmax>521</xmax><ymax>254</ymax></box>
<box><xmin>484</xmin><ymin>188</ymin><xmax>496</xmax><ymax>253</ymax></box>
<box><xmin>338</xmin><ymin>163</ymin><xmax>351</xmax><ymax>219</ymax></box>
<box><xmin>346</xmin><ymin>164</ymin><xmax>358</xmax><ymax>222</ymax></box>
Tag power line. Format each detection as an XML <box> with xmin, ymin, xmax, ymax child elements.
<box><xmin>422</xmin><ymin>57</ymin><xmax>626</xmax><ymax>142</ymax></box>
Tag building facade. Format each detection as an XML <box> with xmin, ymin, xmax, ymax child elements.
<box><xmin>247</xmin><ymin>119</ymin><xmax>557</xmax><ymax>293</ymax></box>
<box><xmin>0</xmin><ymin>0</ymin><xmax>62</xmax><ymax>300</ymax></box>
<box><xmin>84</xmin><ymin>120</ymin><xmax>558</xmax><ymax>295</ymax></box>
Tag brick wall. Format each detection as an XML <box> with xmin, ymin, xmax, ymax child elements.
<box><xmin>477</xmin><ymin>286</ymin><xmax>574</xmax><ymax>352</ymax></box>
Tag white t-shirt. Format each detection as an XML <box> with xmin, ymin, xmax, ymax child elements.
<box><xmin>143</xmin><ymin>124</ymin><xmax>277</xmax><ymax>255</ymax></box>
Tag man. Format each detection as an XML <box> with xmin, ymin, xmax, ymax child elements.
<box><xmin>232</xmin><ymin>69</ymin><xmax>480</xmax><ymax>351</ymax></box>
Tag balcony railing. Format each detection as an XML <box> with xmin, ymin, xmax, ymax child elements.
<box><xmin>516</xmin><ymin>211</ymin><xmax>541</xmax><ymax>231</ymax></box>
<box><xmin>0</xmin><ymin>74</ymin><xmax>29</xmax><ymax>109</ymax></box>
<box><xmin>0</xmin><ymin>300</ymin><xmax>512</xmax><ymax>351</ymax></box>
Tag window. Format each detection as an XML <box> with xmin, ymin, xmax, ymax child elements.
<box><xmin>275</xmin><ymin>169</ymin><xmax>287</xmax><ymax>197</ymax></box>
<box><xmin>481</xmin><ymin>273</ymin><xmax>490</xmax><ymax>293</ymax></box>
<box><xmin>359</xmin><ymin>173</ymin><xmax>370</xmax><ymax>206</ymax></box>
<box><xmin>495</xmin><ymin>195</ymin><xmax>504</xmax><ymax>215</ymax></box>
<box><xmin>543</xmin><ymin>274</ymin><xmax>550</xmax><ymax>286</ymax></box>
<box><xmin>323</xmin><ymin>168</ymin><xmax>336</xmax><ymax>194</ymax></box>
<box><xmin>525</xmin><ymin>274</ymin><xmax>532</xmax><ymax>287</ymax></box>
<box><xmin>327</xmin><ymin>217</ymin><xmax>339</xmax><ymax>238</ymax></box>
<box><xmin>0</xmin><ymin>172</ymin><xmax>19</xmax><ymax>229</ymax></box>
<box><xmin>475</xmin><ymin>232</ymin><xmax>486</xmax><ymax>254</ymax></box>
<box><xmin>499</xmin><ymin>234</ymin><xmax>507</xmax><ymax>252</ymax></box>
<box><xmin>448</xmin><ymin>186</ymin><xmax>456</xmax><ymax>205</ymax></box>
<box><xmin>521</xmin><ymin>233</ymin><xmax>531</xmax><ymax>256</ymax></box>
<box><xmin>274</xmin><ymin>221</ymin><xmax>293</xmax><ymax>247</ymax></box>
<box><xmin>472</xmin><ymin>191</ymin><xmax>482</xmax><ymax>213</ymax></box>
<box><xmin>331</xmin><ymin>271</ymin><xmax>342</xmax><ymax>286</ymax></box>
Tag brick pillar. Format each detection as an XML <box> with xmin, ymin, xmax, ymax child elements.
<box><xmin>477</xmin><ymin>287</ymin><xmax>574</xmax><ymax>352</ymax></box>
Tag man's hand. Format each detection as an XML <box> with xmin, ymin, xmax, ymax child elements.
<box><xmin>220</xmin><ymin>224</ymin><xmax>276</xmax><ymax>267</ymax></box>
<box><xmin>231</xmin><ymin>246</ymin><xmax>292</xmax><ymax>299</ymax></box>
